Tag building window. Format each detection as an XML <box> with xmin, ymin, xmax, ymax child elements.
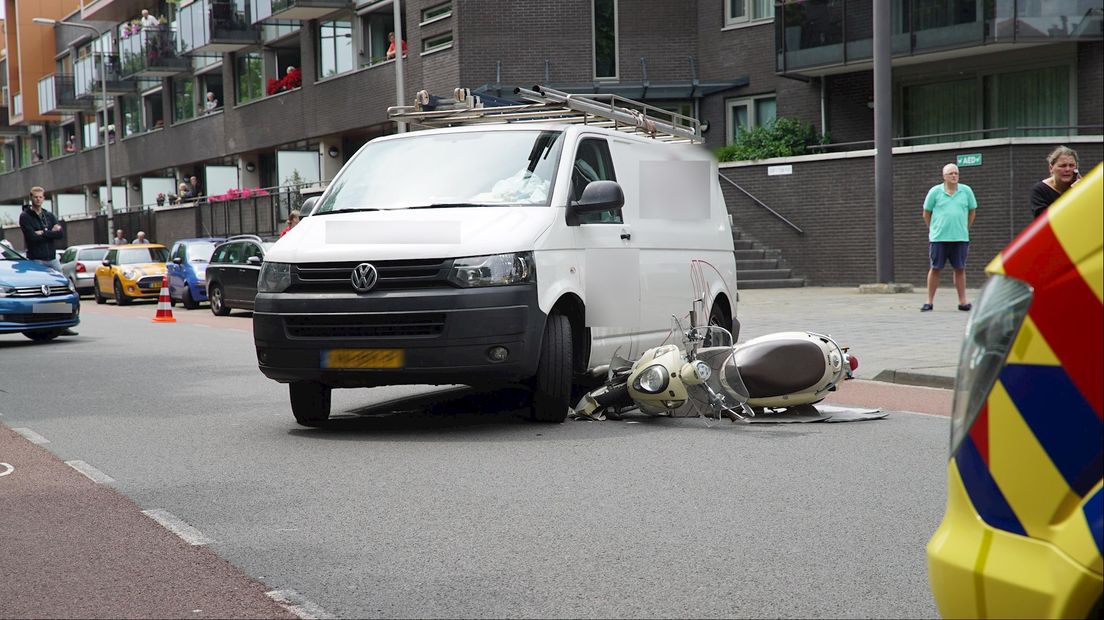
<box><xmin>83</xmin><ymin>116</ymin><xmax>100</xmax><ymax>149</ymax></box>
<box><xmin>318</xmin><ymin>19</ymin><xmax>354</xmax><ymax>79</ymax></box>
<box><xmin>421</xmin><ymin>2</ymin><xmax>452</xmax><ymax>25</ymax></box>
<box><xmin>144</xmin><ymin>90</ymin><xmax>165</xmax><ymax>130</ymax></box>
<box><xmin>172</xmin><ymin>76</ymin><xmax>195</xmax><ymax>122</ymax></box>
<box><xmin>361</xmin><ymin>7</ymin><xmax>401</xmax><ymax>67</ymax></box>
<box><xmin>46</xmin><ymin>124</ymin><xmax>63</xmax><ymax>159</ymax></box>
<box><xmin>726</xmin><ymin>0</ymin><xmax>774</xmax><ymax>27</ymax></box>
<box><xmin>121</xmin><ymin>95</ymin><xmax>142</xmax><ymax>136</ymax></box>
<box><xmin>726</xmin><ymin>95</ymin><xmax>776</xmax><ymax>143</ymax></box>
<box><xmin>593</xmin><ymin>0</ymin><xmax>618</xmax><ymax>79</ymax></box>
<box><xmin>901</xmin><ymin>64</ymin><xmax>1071</xmax><ymax>144</ymax></box>
<box><xmin>237</xmin><ymin>52</ymin><xmax>265</xmax><ymax>104</ymax></box>
<box><xmin>422</xmin><ymin>32</ymin><xmax>453</xmax><ymax>55</ymax></box>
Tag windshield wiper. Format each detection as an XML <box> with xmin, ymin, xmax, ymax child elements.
<box><xmin>406</xmin><ymin>203</ymin><xmax>495</xmax><ymax>210</ymax></box>
<box><xmin>313</xmin><ymin>207</ymin><xmax>382</xmax><ymax>216</ymax></box>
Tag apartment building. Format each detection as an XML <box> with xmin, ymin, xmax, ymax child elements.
<box><xmin>1</xmin><ymin>0</ymin><xmax>1101</xmax><ymax>283</ymax></box>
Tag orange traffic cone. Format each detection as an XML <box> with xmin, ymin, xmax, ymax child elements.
<box><xmin>152</xmin><ymin>274</ymin><xmax>176</xmax><ymax>323</ymax></box>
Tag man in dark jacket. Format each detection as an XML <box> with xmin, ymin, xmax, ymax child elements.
<box><xmin>18</xmin><ymin>186</ymin><xmax>77</xmax><ymax>335</ymax></box>
<box><xmin>19</xmin><ymin>186</ymin><xmax>64</xmax><ymax>271</ymax></box>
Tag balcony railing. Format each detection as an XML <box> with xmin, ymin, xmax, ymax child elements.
<box><xmin>119</xmin><ymin>29</ymin><xmax>191</xmax><ymax>78</ymax></box>
<box><xmin>180</xmin><ymin>0</ymin><xmax>262</xmax><ymax>55</ymax></box>
<box><xmin>776</xmin><ymin>0</ymin><xmax>1104</xmax><ymax>74</ymax></box>
<box><xmin>38</xmin><ymin>74</ymin><xmax>94</xmax><ymax>114</ymax></box>
<box><xmin>75</xmin><ymin>53</ymin><xmax>139</xmax><ymax>98</ymax></box>
<box><xmin>250</xmin><ymin>0</ymin><xmax>350</xmax><ymax>23</ymax></box>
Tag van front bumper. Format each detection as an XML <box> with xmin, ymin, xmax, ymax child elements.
<box><xmin>253</xmin><ymin>284</ymin><xmax>546</xmax><ymax>388</ymax></box>
<box><xmin>927</xmin><ymin>460</ymin><xmax>1102</xmax><ymax>619</ymax></box>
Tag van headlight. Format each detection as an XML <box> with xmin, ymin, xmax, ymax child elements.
<box><xmin>258</xmin><ymin>262</ymin><xmax>292</xmax><ymax>293</ymax></box>
<box><xmin>633</xmin><ymin>364</ymin><xmax>670</xmax><ymax>394</ymax></box>
<box><xmin>448</xmin><ymin>252</ymin><xmax>535</xmax><ymax>288</ymax></box>
<box><xmin>950</xmin><ymin>275</ymin><xmax>1033</xmax><ymax>458</ymax></box>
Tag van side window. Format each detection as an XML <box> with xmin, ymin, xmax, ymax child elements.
<box><xmin>571</xmin><ymin>138</ymin><xmax>621</xmax><ymax>224</ymax></box>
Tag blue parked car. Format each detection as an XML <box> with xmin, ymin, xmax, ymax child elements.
<box><xmin>0</xmin><ymin>243</ymin><xmax>80</xmax><ymax>342</ymax></box>
<box><xmin>166</xmin><ymin>237</ymin><xmax>225</xmax><ymax>309</ymax></box>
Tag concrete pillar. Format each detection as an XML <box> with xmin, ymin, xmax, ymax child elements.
<box><xmin>238</xmin><ymin>155</ymin><xmax>261</xmax><ymax>189</ymax></box>
<box><xmin>126</xmin><ymin>177</ymin><xmax>142</xmax><ymax>209</ymax></box>
<box><xmin>319</xmin><ymin>138</ymin><xmax>342</xmax><ymax>182</ymax></box>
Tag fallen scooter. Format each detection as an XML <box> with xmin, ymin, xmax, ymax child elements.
<box><xmin>573</xmin><ymin>316</ymin><xmax>858</xmax><ymax>423</ymax></box>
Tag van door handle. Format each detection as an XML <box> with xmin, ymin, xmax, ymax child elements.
<box><xmin>620</xmin><ymin>230</ymin><xmax>632</xmax><ymax>241</ymax></box>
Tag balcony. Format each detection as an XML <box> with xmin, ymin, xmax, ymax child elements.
<box><xmin>776</xmin><ymin>0</ymin><xmax>1104</xmax><ymax>76</ymax></box>
<box><xmin>119</xmin><ymin>29</ymin><xmax>191</xmax><ymax>78</ymax></box>
<box><xmin>74</xmin><ymin>54</ymin><xmax>139</xmax><ymax>98</ymax></box>
<box><xmin>250</xmin><ymin>0</ymin><xmax>350</xmax><ymax>23</ymax></box>
<box><xmin>180</xmin><ymin>0</ymin><xmax>262</xmax><ymax>55</ymax></box>
<box><xmin>38</xmin><ymin>75</ymin><xmax>95</xmax><ymax>115</ymax></box>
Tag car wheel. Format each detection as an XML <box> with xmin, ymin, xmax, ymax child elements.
<box><xmin>94</xmin><ymin>281</ymin><xmax>106</xmax><ymax>305</ymax></box>
<box><xmin>290</xmin><ymin>381</ymin><xmax>331</xmax><ymax>427</ymax></box>
<box><xmin>113</xmin><ymin>278</ymin><xmax>131</xmax><ymax>306</ymax></box>
<box><xmin>182</xmin><ymin>286</ymin><xmax>199</xmax><ymax>310</ymax></box>
<box><xmin>209</xmin><ymin>283</ymin><xmax>230</xmax><ymax>316</ymax></box>
<box><xmin>529</xmin><ymin>313</ymin><xmax>572</xmax><ymax>423</ymax></box>
<box><xmin>22</xmin><ymin>328</ymin><xmax>64</xmax><ymax>342</ymax></box>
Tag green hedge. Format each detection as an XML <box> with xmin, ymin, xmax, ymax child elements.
<box><xmin>715</xmin><ymin>117</ymin><xmax>827</xmax><ymax>162</ymax></box>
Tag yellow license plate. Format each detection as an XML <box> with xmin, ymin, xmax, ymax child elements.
<box><xmin>324</xmin><ymin>349</ymin><xmax>404</xmax><ymax>369</ymax></box>
<box><xmin>149</xmin><ymin>281</ymin><xmax>161</xmax><ymax>289</ymax></box>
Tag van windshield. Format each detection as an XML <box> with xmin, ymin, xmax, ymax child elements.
<box><xmin>316</xmin><ymin>130</ymin><xmax>564</xmax><ymax>213</ymax></box>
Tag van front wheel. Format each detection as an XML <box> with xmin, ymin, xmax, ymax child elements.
<box><xmin>529</xmin><ymin>313</ymin><xmax>572</xmax><ymax>423</ymax></box>
<box><xmin>289</xmin><ymin>381</ymin><xmax>331</xmax><ymax>427</ymax></box>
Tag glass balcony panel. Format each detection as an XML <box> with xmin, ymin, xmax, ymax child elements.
<box><xmin>119</xmin><ymin>29</ymin><xmax>191</xmax><ymax>77</ymax></box>
<box><xmin>844</xmin><ymin>0</ymin><xmax>874</xmax><ymax>62</ymax></box>
<box><xmin>910</xmin><ymin>0</ymin><xmax>985</xmax><ymax>52</ymax></box>
<box><xmin>779</xmin><ymin>0</ymin><xmax>845</xmax><ymax>70</ymax></box>
<box><xmin>999</xmin><ymin>0</ymin><xmax>1104</xmax><ymax>40</ymax></box>
<box><xmin>38</xmin><ymin>76</ymin><xmax>58</xmax><ymax>115</ymax></box>
<box><xmin>180</xmin><ymin>0</ymin><xmax>261</xmax><ymax>54</ymax></box>
<box><xmin>76</xmin><ymin>54</ymin><xmax>138</xmax><ymax>97</ymax></box>
<box><xmin>251</xmin><ymin>0</ymin><xmax>274</xmax><ymax>23</ymax></box>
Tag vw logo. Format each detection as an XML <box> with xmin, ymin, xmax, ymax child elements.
<box><xmin>41</xmin><ymin>284</ymin><xmax>50</xmax><ymax>297</ymax></box>
<box><xmin>351</xmin><ymin>263</ymin><xmax>379</xmax><ymax>294</ymax></box>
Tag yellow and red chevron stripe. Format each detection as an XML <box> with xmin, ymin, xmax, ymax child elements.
<box><xmin>966</xmin><ymin>164</ymin><xmax>1104</xmax><ymax>566</ymax></box>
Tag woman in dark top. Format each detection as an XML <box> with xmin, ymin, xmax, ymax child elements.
<box><xmin>1030</xmin><ymin>146</ymin><xmax>1080</xmax><ymax>219</ymax></box>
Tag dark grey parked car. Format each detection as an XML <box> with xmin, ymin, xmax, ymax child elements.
<box><xmin>59</xmin><ymin>244</ymin><xmax>109</xmax><ymax>296</ymax></box>
<box><xmin>205</xmin><ymin>235</ymin><xmax>274</xmax><ymax>316</ymax></box>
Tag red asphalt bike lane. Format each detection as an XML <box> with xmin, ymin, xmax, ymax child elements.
<box><xmin>0</xmin><ymin>426</ymin><xmax>297</xmax><ymax>620</ymax></box>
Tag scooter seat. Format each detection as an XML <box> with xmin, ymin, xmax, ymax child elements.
<box><xmin>732</xmin><ymin>338</ymin><xmax>825</xmax><ymax>398</ymax></box>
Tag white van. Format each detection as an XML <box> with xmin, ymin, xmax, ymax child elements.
<box><xmin>254</xmin><ymin>89</ymin><xmax>738</xmax><ymax>426</ymax></box>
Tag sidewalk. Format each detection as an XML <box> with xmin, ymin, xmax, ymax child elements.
<box><xmin>735</xmin><ymin>286</ymin><xmax>975</xmax><ymax>389</ymax></box>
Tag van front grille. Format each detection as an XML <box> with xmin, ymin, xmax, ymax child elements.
<box><xmin>292</xmin><ymin>259</ymin><xmax>452</xmax><ymax>292</ymax></box>
<box><xmin>284</xmin><ymin>313</ymin><xmax>446</xmax><ymax>339</ymax></box>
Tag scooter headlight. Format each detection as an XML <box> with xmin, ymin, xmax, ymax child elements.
<box><xmin>633</xmin><ymin>364</ymin><xmax>670</xmax><ymax>394</ymax></box>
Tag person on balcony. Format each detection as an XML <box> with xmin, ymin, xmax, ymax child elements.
<box><xmin>204</xmin><ymin>92</ymin><xmax>219</xmax><ymax>113</ymax></box>
<box><xmin>140</xmin><ymin>9</ymin><xmax>159</xmax><ymax>31</ymax></box>
<box><xmin>64</xmin><ymin>136</ymin><xmax>76</xmax><ymax>153</ymax></box>
<box><xmin>386</xmin><ymin>32</ymin><xmax>407</xmax><ymax>60</ymax></box>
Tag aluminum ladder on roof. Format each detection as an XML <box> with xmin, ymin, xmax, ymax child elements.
<box><xmin>386</xmin><ymin>85</ymin><xmax>702</xmax><ymax>144</ymax></box>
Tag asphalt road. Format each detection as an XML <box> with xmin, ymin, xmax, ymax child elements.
<box><xmin>0</xmin><ymin>301</ymin><xmax>948</xmax><ymax>619</ymax></box>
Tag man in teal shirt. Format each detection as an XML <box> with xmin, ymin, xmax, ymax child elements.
<box><xmin>922</xmin><ymin>163</ymin><xmax>977</xmax><ymax>312</ymax></box>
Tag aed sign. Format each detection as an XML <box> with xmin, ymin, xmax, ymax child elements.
<box><xmin>956</xmin><ymin>153</ymin><xmax>983</xmax><ymax>167</ymax></box>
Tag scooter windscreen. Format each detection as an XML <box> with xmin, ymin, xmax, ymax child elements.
<box><xmin>687</xmin><ymin>346</ymin><xmax>750</xmax><ymax>411</ymax></box>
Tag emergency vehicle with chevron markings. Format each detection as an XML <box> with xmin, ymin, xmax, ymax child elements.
<box><xmin>927</xmin><ymin>163</ymin><xmax>1103</xmax><ymax>618</ymax></box>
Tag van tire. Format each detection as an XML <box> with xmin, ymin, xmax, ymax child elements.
<box><xmin>530</xmin><ymin>313</ymin><xmax>572</xmax><ymax>423</ymax></box>
<box><xmin>708</xmin><ymin>301</ymin><xmax>732</xmax><ymax>334</ymax></box>
<box><xmin>290</xmin><ymin>381</ymin><xmax>331</xmax><ymax>427</ymax></box>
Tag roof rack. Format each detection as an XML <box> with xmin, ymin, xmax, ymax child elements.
<box><xmin>226</xmin><ymin>234</ymin><xmax>263</xmax><ymax>242</ymax></box>
<box><xmin>387</xmin><ymin>85</ymin><xmax>702</xmax><ymax>144</ymax></box>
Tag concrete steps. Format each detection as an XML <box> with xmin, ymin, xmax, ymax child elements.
<box><xmin>733</xmin><ymin>229</ymin><xmax>805</xmax><ymax>290</ymax></box>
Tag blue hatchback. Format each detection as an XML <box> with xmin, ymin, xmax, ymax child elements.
<box><xmin>0</xmin><ymin>244</ymin><xmax>80</xmax><ymax>341</ymax></box>
<box><xmin>166</xmin><ymin>237</ymin><xmax>224</xmax><ymax>309</ymax></box>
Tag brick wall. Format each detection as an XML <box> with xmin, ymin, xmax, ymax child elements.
<box><xmin>720</xmin><ymin>140</ymin><xmax>1104</xmax><ymax>287</ymax></box>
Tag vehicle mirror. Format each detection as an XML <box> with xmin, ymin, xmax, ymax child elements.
<box><xmin>172</xmin><ymin>256</ymin><xmax>183</xmax><ymax>264</ymax></box>
<box><xmin>102</xmin><ymin>259</ymin><xmax>111</xmax><ymax>267</ymax></box>
<box><xmin>247</xmin><ymin>255</ymin><xmax>262</xmax><ymax>266</ymax></box>
<box><xmin>300</xmin><ymin>196</ymin><xmax>319</xmax><ymax>217</ymax></box>
<box><xmin>571</xmin><ymin>180</ymin><xmax>624</xmax><ymax>213</ymax></box>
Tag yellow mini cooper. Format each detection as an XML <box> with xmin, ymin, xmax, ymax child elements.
<box><xmin>93</xmin><ymin>244</ymin><xmax>170</xmax><ymax>305</ymax></box>
<box><xmin>927</xmin><ymin>164</ymin><xmax>1103</xmax><ymax>618</ymax></box>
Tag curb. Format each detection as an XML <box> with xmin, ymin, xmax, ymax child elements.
<box><xmin>873</xmin><ymin>369</ymin><xmax>956</xmax><ymax>390</ymax></box>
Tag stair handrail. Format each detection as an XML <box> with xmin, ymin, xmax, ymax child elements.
<box><xmin>717</xmin><ymin>172</ymin><xmax>803</xmax><ymax>235</ymax></box>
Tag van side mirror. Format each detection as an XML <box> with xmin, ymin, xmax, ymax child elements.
<box><xmin>172</xmin><ymin>256</ymin><xmax>183</xmax><ymax>264</ymax></box>
<box><xmin>571</xmin><ymin>180</ymin><xmax>624</xmax><ymax>213</ymax></box>
<box><xmin>247</xmin><ymin>255</ymin><xmax>262</xmax><ymax>266</ymax></box>
<box><xmin>300</xmin><ymin>196</ymin><xmax>319</xmax><ymax>217</ymax></box>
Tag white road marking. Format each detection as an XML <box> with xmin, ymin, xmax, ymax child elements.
<box><xmin>265</xmin><ymin>589</ymin><xmax>334</xmax><ymax>620</ymax></box>
<box><xmin>12</xmin><ymin>427</ymin><xmax>49</xmax><ymax>444</ymax></box>
<box><xmin>140</xmin><ymin>509</ymin><xmax>214</xmax><ymax>546</ymax></box>
<box><xmin>0</xmin><ymin>463</ymin><xmax>13</xmax><ymax>477</ymax></box>
<box><xmin>65</xmin><ymin>460</ymin><xmax>116</xmax><ymax>484</ymax></box>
